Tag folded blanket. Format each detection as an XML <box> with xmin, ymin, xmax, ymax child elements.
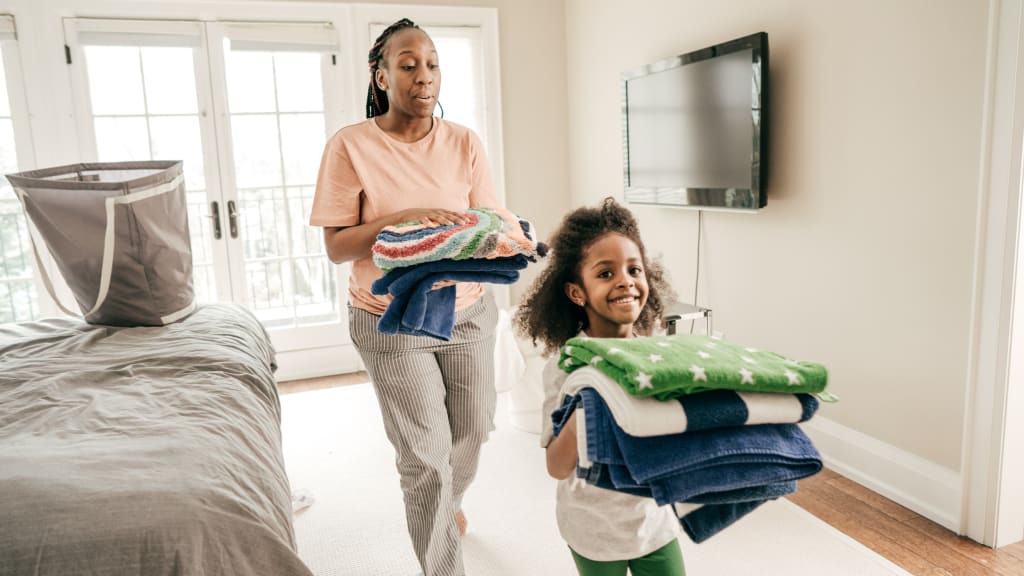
<box><xmin>560</xmin><ymin>335</ymin><xmax>828</xmax><ymax>400</ymax></box>
<box><xmin>674</xmin><ymin>487</ymin><xmax>793</xmax><ymax>544</ymax></box>
<box><xmin>553</xmin><ymin>390</ymin><xmax>822</xmax><ymax>542</ymax></box>
<box><xmin>371</xmin><ymin>256</ymin><xmax>528</xmax><ymax>340</ymax></box>
<box><xmin>559</xmin><ymin>366</ymin><xmax>819</xmax><ymax>436</ymax></box>
<box><xmin>372</xmin><ymin>207</ymin><xmax>546</xmax><ymax>273</ymax></box>
<box><xmin>583</xmin><ymin>461</ymin><xmax>796</xmax><ymax>543</ymax></box>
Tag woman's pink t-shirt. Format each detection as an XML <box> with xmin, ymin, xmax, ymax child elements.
<box><xmin>309</xmin><ymin>117</ymin><xmax>500</xmax><ymax>315</ymax></box>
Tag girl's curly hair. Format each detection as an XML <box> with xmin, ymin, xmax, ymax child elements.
<box><xmin>514</xmin><ymin>197</ymin><xmax>675</xmax><ymax>356</ymax></box>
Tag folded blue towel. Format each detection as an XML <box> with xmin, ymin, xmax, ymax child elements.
<box><xmin>582</xmin><ymin>461</ymin><xmax>796</xmax><ymax>543</ymax></box>
<box><xmin>552</xmin><ymin>389</ymin><xmax>822</xmax><ymax>542</ymax></box>
<box><xmin>371</xmin><ymin>256</ymin><xmax>528</xmax><ymax>340</ymax></box>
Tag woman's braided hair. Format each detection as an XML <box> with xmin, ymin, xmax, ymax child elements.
<box><xmin>366</xmin><ymin>18</ymin><xmax>420</xmax><ymax>118</ymax></box>
<box><xmin>514</xmin><ymin>197</ymin><xmax>675</xmax><ymax>356</ymax></box>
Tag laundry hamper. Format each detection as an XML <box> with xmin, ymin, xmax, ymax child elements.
<box><xmin>5</xmin><ymin>160</ymin><xmax>195</xmax><ymax>326</ymax></box>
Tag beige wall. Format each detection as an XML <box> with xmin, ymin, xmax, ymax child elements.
<box><xmin>564</xmin><ymin>0</ymin><xmax>990</xmax><ymax>471</ymax></box>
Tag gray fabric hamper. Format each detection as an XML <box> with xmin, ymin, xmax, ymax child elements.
<box><xmin>5</xmin><ymin>161</ymin><xmax>195</xmax><ymax>326</ymax></box>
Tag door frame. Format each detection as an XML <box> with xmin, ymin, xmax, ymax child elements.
<box><xmin>963</xmin><ymin>0</ymin><xmax>1024</xmax><ymax>548</ymax></box>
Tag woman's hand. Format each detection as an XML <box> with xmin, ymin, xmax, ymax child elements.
<box><xmin>322</xmin><ymin>207</ymin><xmax>468</xmax><ymax>264</ymax></box>
<box><xmin>396</xmin><ymin>208</ymin><xmax>468</xmax><ymax>227</ymax></box>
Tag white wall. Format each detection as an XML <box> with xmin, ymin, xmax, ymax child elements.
<box><xmin>565</xmin><ymin>0</ymin><xmax>991</xmax><ymax>529</ymax></box>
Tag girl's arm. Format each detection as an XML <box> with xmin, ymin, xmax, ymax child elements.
<box><xmin>322</xmin><ymin>208</ymin><xmax>467</xmax><ymax>264</ymax></box>
<box><xmin>546</xmin><ymin>411</ymin><xmax>579</xmax><ymax>480</ymax></box>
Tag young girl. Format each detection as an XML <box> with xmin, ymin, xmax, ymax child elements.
<box><xmin>514</xmin><ymin>198</ymin><xmax>686</xmax><ymax>575</ymax></box>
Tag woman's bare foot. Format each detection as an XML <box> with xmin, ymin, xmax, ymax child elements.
<box><xmin>456</xmin><ymin>510</ymin><xmax>467</xmax><ymax>538</ymax></box>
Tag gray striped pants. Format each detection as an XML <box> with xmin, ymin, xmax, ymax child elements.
<box><xmin>348</xmin><ymin>292</ymin><xmax>498</xmax><ymax>576</ymax></box>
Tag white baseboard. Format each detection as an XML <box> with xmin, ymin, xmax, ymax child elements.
<box><xmin>802</xmin><ymin>416</ymin><xmax>961</xmax><ymax>533</ymax></box>
<box><xmin>275</xmin><ymin>343</ymin><xmax>362</xmax><ymax>382</ymax></box>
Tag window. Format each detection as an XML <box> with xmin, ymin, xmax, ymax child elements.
<box><xmin>0</xmin><ymin>14</ymin><xmax>38</xmax><ymax>323</ymax></box>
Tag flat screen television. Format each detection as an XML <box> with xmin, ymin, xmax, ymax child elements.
<box><xmin>621</xmin><ymin>31</ymin><xmax>768</xmax><ymax>211</ymax></box>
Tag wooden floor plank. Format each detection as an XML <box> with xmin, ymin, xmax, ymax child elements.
<box><xmin>792</xmin><ymin>471</ymin><xmax>1024</xmax><ymax>576</ymax></box>
<box><xmin>278</xmin><ymin>371</ymin><xmax>370</xmax><ymax>394</ymax></box>
<box><xmin>786</xmin><ymin>475</ymin><xmax>962</xmax><ymax>573</ymax></box>
<box><xmin>821</xmin><ymin>473</ymin><xmax>919</xmax><ymax>523</ymax></box>
<box><xmin>901</xmin><ymin>516</ymin><xmax>1024</xmax><ymax>576</ymax></box>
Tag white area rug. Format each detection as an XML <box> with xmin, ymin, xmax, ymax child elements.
<box><xmin>280</xmin><ymin>383</ymin><xmax>911</xmax><ymax>576</ymax></box>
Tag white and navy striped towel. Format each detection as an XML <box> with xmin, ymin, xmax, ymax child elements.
<box><xmin>559</xmin><ymin>366</ymin><xmax>819</xmax><ymax>437</ymax></box>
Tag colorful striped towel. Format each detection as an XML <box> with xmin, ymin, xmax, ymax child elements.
<box><xmin>371</xmin><ymin>255</ymin><xmax>528</xmax><ymax>340</ymax></box>
<box><xmin>559</xmin><ymin>335</ymin><xmax>828</xmax><ymax>400</ymax></box>
<box><xmin>558</xmin><ymin>366</ymin><xmax>819</xmax><ymax>436</ymax></box>
<box><xmin>371</xmin><ymin>207</ymin><xmax>547</xmax><ymax>272</ymax></box>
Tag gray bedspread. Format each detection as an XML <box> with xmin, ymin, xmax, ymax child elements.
<box><xmin>0</xmin><ymin>304</ymin><xmax>312</xmax><ymax>576</ymax></box>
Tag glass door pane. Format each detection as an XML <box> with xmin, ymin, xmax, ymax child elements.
<box><xmin>73</xmin><ymin>32</ymin><xmax>222</xmax><ymax>304</ymax></box>
<box><xmin>0</xmin><ymin>39</ymin><xmax>39</xmax><ymax>322</ymax></box>
<box><xmin>222</xmin><ymin>45</ymin><xmax>336</xmax><ymax>330</ymax></box>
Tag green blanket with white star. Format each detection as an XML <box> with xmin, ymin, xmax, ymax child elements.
<box><xmin>559</xmin><ymin>335</ymin><xmax>828</xmax><ymax>400</ymax></box>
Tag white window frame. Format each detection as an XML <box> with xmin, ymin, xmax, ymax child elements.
<box><xmin>0</xmin><ymin>12</ymin><xmax>56</xmax><ymax>320</ymax></box>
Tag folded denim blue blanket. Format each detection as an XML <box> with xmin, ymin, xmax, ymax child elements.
<box><xmin>583</xmin><ymin>462</ymin><xmax>797</xmax><ymax>543</ymax></box>
<box><xmin>552</xmin><ymin>389</ymin><xmax>822</xmax><ymax>542</ymax></box>
<box><xmin>371</xmin><ymin>255</ymin><xmax>528</xmax><ymax>340</ymax></box>
<box><xmin>560</xmin><ymin>367</ymin><xmax>819</xmax><ymax>436</ymax></box>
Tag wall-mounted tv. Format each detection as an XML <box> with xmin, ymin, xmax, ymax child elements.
<box><xmin>621</xmin><ymin>32</ymin><xmax>768</xmax><ymax>211</ymax></box>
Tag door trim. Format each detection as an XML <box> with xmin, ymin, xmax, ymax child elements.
<box><xmin>963</xmin><ymin>0</ymin><xmax>1024</xmax><ymax>547</ymax></box>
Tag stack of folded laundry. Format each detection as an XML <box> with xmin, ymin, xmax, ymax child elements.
<box><xmin>370</xmin><ymin>207</ymin><xmax>547</xmax><ymax>340</ymax></box>
<box><xmin>551</xmin><ymin>334</ymin><xmax>831</xmax><ymax>543</ymax></box>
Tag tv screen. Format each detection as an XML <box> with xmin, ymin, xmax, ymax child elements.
<box><xmin>622</xmin><ymin>32</ymin><xmax>768</xmax><ymax>211</ymax></box>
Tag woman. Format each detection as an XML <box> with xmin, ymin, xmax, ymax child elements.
<box><xmin>308</xmin><ymin>18</ymin><xmax>500</xmax><ymax>576</ymax></box>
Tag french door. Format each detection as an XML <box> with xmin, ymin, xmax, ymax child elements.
<box><xmin>0</xmin><ymin>14</ymin><xmax>42</xmax><ymax>323</ymax></box>
<box><xmin>63</xmin><ymin>18</ymin><xmax>352</xmax><ymax>377</ymax></box>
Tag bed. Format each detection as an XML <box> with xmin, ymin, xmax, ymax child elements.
<box><xmin>0</xmin><ymin>303</ymin><xmax>312</xmax><ymax>576</ymax></box>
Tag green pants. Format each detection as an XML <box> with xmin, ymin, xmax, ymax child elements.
<box><xmin>570</xmin><ymin>539</ymin><xmax>686</xmax><ymax>576</ymax></box>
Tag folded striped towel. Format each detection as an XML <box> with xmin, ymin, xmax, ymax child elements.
<box><xmin>558</xmin><ymin>366</ymin><xmax>818</xmax><ymax>436</ymax></box>
<box><xmin>371</xmin><ymin>207</ymin><xmax>546</xmax><ymax>273</ymax></box>
<box><xmin>559</xmin><ymin>335</ymin><xmax>828</xmax><ymax>400</ymax></box>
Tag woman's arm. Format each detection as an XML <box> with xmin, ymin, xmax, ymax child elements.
<box><xmin>322</xmin><ymin>208</ymin><xmax>469</xmax><ymax>264</ymax></box>
<box><xmin>545</xmin><ymin>411</ymin><xmax>579</xmax><ymax>480</ymax></box>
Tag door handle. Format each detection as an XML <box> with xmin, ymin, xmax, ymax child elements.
<box><xmin>227</xmin><ymin>200</ymin><xmax>238</xmax><ymax>239</ymax></box>
<box><xmin>208</xmin><ymin>201</ymin><xmax>222</xmax><ymax>239</ymax></box>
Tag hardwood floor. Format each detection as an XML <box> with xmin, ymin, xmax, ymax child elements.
<box><xmin>277</xmin><ymin>373</ymin><xmax>1024</xmax><ymax>575</ymax></box>
<box><xmin>277</xmin><ymin>371</ymin><xmax>371</xmax><ymax>395</ymax></box>
<box><xmin>788</xmin><ymin>468</ymin><xmax>1024</xmax><ymax>575</ymax></box>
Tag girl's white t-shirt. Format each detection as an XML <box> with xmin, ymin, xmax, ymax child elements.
<box><xmin>540</xmin><ymin>356</ymin><xmax>680</xmax><ymax>561</ymax></box>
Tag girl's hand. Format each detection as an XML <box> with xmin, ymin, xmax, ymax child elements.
<box><xmin>563</xmin><ymin>411</ymin><xmax>578</xmax><ymax>436</ymax></box>
<box><xmin>397</xmin><ymin>208</ymin><xmax>467</xmax><ymax>227</ymax></box>
<box><xmin>546</xmin><ymin>411</ymin><xmax>580</xmax><ymax>480</ymax></box>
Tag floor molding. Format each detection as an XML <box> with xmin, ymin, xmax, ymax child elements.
<box><xmin>802</xmin><ymin>416</ymin><xmax>961</xmax><ymax>533</ymax></box>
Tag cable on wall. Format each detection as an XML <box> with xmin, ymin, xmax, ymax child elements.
<box><xmin>690</xmin><ymin>209</ymin><xmax>703</xmax><ymax>334</ymax></box>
